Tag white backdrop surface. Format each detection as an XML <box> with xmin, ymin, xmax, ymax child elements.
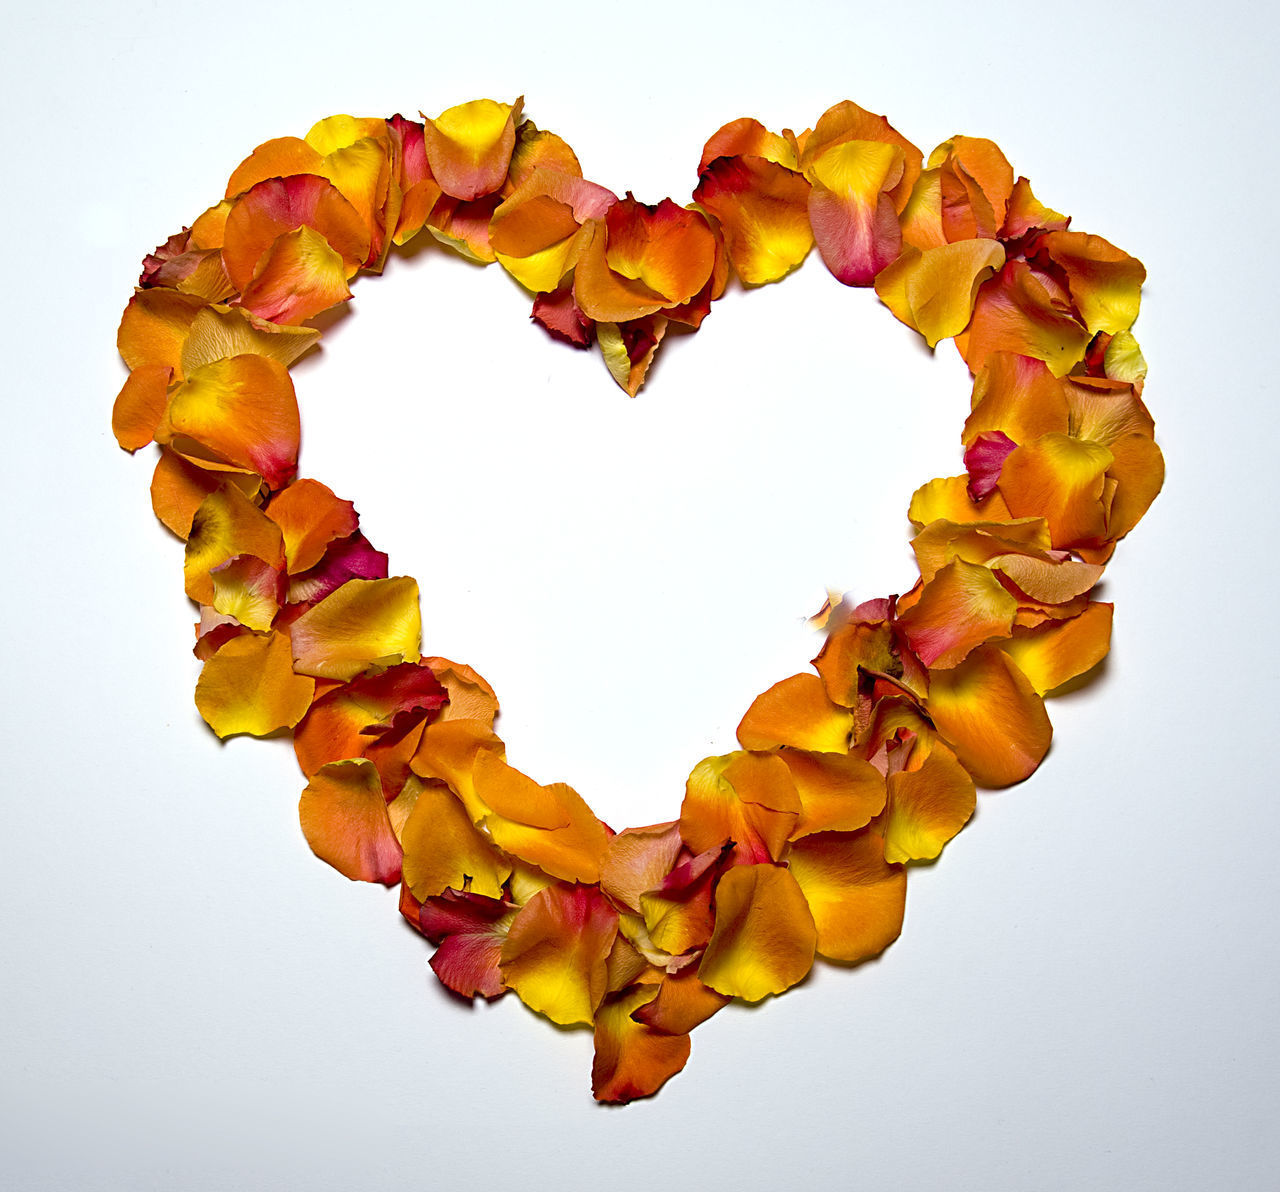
<box><xmin>3</xmin><ymin>1</ymin><xmax>1277</xmax><ymax>1188</ymax></box>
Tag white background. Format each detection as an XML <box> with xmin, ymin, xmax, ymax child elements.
<box><xmin>4</xmin><ymin>1</ymin><xmax>1277</xmax><ymax>1188</ymax></box>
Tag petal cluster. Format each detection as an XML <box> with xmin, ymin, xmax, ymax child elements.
<box><xmin>114</xmin><ymin>98</ymin><xmax>1160</xmax><ymax>1104</ymax></box>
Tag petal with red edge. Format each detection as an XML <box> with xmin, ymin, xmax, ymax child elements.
<box><xmin>298</xmin><ymin>758</ymin><xmax>402</xmax><ymax>885</ymax></box>
<box><xmin>500</xmin><ymin>883</ymin><xmax>618</xmax><ymax>1026</ymax></box>
<box><xmin>960</xmin><ymin>262</ymin><xmax>1090</xmax><ymax>378</ymax></box>
<box><xmin>898</xmin><ymin>557</ymin><xmax>1019</xmax><ymax>668</ymax></box>
<box><xmin>422</xmin><ymin>98</ymin><xmax>522</xmax><ymax>201</ymax></box>
<box><xmin>237</xmin><ymin>225</ymin><xmax>354</xmax><ymax>325</ymax></box>
<box><xmin>159</xmin><ymin>354</ymin><xmax>300</xmax><ymax>491</ymax></box>
<box><xmin>419</xmin><ymin>889</ymin><xmax>516</xmax><ymax>1000</ymax></box>
<box><xmin>592</xmin><ymin>986</ymin><xmax>691</xmax><ymax>1104</ymax></box>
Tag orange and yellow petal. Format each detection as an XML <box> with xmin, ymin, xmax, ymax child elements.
<box><xmin>897</xmin><ymin>557</ymin><xmax>1019</xmax><ymax>668</ymax></box>
<box><xmin>592</xmin><ymin>986</ymin><xmax>691</xmax><ymax>1103</ymax></box>
<box><xmin>117</xmin><ymin>288</ymin><xmax>207</xmax><ymax>379</ymax></box>
<box><xmin>399</xmin><ymin>777</ymin><xmax>511</xmax><ymax>901</ymax></box>
<box><xmin>882</xmin><ymin>740</ymin><xmax>976</xmax><ymax>862</ymax></box>
<box><xmin>184</xmin><ymin>483</ymin><xmax>285</xmax><ymax>604</ymax></box>
<box><xmin>736</xmin><ymin>672</ymin><xmax>854</xmax><ymax>752</ymax></box>
<box><xmin>786</xmin><ymin>829</ymin><xmax>906</xmax><ymax>961</ymax></box>
<box><xmin>601</xmin><ymin>197</ymin><xmax>717</xmax><ymax>307</ymax></box>
<box><xmin>159</xmin><ymin>354</ymin><xmax>300</xmax><ymax>491</ymax></box>
<box><xmin>693</xmin><ymin>156</ymin><xmax>813</xmax><ymax>285</ymax></box>
<box><xmin>237</xmin><ymin>225</ymin><xmax>354</xmax><ymax>325</ymax></box>
<box><xmin>264</xmin><ymin>479</ymin><xmax>359</xmax><ymax>574</ymax></box>
<box><xmin>997</xmin><ymin>432</ymin><xmax>1114</xmax><ymax>548</ymax></box>
<box><xmin>194</xmin><ymin>628</ymin><xmax>314</xmax><ymax>738</ymax></box>
<box><xmin>999</xmin><ymin>601</ymin><xmax>1113</xmax><ymax>695</ymax></box>
<box><xmin>679</xmin><ymin>751</ymin><xmax>800</xmax><ymax>863</ymax></box>
<box><xmin>779</xmin><ymin>749</ymin><xmax>887</xmax><ymax>838</ymax></box>
<box><xmin>112</xmin><ymin>364</ymin><xmax>172</xmax><ymax>452</ymax></box>
<box><xmin>697</xmin><ymin>864</ymin><xmax>817</xmax><ymax>1002</ymax></box>
<box><xmin>500</xmin><ymin>882</ymin><xmax>618</xmax><ymax>1026</ymax></box>
<box><xmin>290</xmin><ymin>576</ymin><xmax>422</xmax><ymax>681</ymax></box>
<box><xmin>874</xmin><ymin>239</ymin><xmax>1005</xmax><ymax>347</ymax></box>
<box><xmin>924</xmin><ymin>645</ymin><xmax>1052</xmax><ymax>787</ymax></box>
<box><xmin>807</xmin><ymin>139</ymin><xmax>904</xmax><ymax>285</ymax></box>
<box><xmin>422</xmin><ymin>97</ymin><xmax>522</xmax><ymax>202</ymax></box>
<box><xmin>298</xmin><ymin>758</ymin><xmax>402</xmax><ymax>885</ymax></box>
<box><xmin>1033</xmin><ymin>230</ymin><xmax>1145</xmax><ymax>336</ymax></box>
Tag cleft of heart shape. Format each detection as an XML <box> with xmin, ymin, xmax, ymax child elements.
<box><xmin>111</xmin><ymin>97</ymin><xmax>1162</xmax><ymax>1102</ymax></box>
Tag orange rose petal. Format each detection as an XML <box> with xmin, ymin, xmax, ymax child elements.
<box><xmin>779</xmin><ymin>750</ymin><xmax>887</xmax><ymax>838</ymax></box>
<box><xmin>874</xmin><ymin>239</ymin><xmax>1005</xmax><ymax>347</ymax></box>
<box><xmin>930</xmin><ymin>136</ymin><xmax>1014</xmax><ymax>242</ymax></box>
<box><xmin>882</xmin><ymin>740</ymin><xmax>976</xmax><ymax>862</ymax></box>
<box><xmin>693</xmin><ymin>156</ymin><xmax>813</xmax><ymax>285</ymax></box>
<box><xmin>572</xmin><ymin>219</ymin><xmax>664</xmax><ymax>322</ymax></box>
<box><xmin>184</xmin><ymin>484</ymin><xmax>285</xmax><ymax>604</ymax></box>
<box><xmin>1104</xmin><ymin>433</ymin><xmax>1165</xmax><ymax>541</ymax></box>
<box><xmin>813</xmin><ymin>617</ymin><xmax>906</xmax><ymax>708</ymax></box>
<box><xmin>424</xmin><ymin>657</ymin><xmax>500</xmax><ymax>726</ymax></box>
<box><xmin>736</xmin><ymin>672</ymin><xmax>854</xmax><ymax>752</ymax></box>
<box><xmin>112</xmin><ymin>364</ymin><xmax>172</xmax><ymax>452</ymax></box>
<box><xmin>640</xmin><ymin>847</ymin><xmax>721</xmax><ymax>956</ymax></box>
<box><xmin>807</xmin><ymin>139</ymin><xmax>904</xmax><ymax>285</ymax></box>
<box><xmin>632</xmin><ymin>967</ymin><xmax>731</xmax><ymax>1035</ymax></box>
<box><xmin>962</xmin><ymin>352</ymin><xmax>1072</xmax><ymax>446</ymax></box>
<box><xmin>225</xmin><ymin>136</ymin><xmax>325</xmax><ymax>197</ymax></box>
<box><xmin>291</xmin><ymin>662</ymin><xmax>448</xmax><ymax>777</ymax></box>
<box><xmin>787</xmin><ymin>829</ymin><xmax>906</xmax><ymax>961</ymax></box>
<box><xmin>988</xmin><ymin>552</ymin><xmax>1104</xmax><ymax>604</ymax></box>
<box><xmin>600</xmin><ymin>822</ymin><xmax>684</xmax><ymax>913</ymax></box>
<box><xmin>400</xmin><ymin>777</ymin><xmax>511</xmax><ymax>901</ymax></box>
<box><xmin>907</xmin><ymin>475</ymin><xmax>1013</xmax><ymax>529</ymax></box>
<box><xmin>679</xmin><ymin>751</ymin><xmax>800</xmax><ymax>863</ymax></box>
<box><xmin>506</xmin><ymin>122</ymin><xmax>583</xmax><ymax>188</ymax></box>
<box><xmin>179</xmin><ymin>306</ymin><xmax>320</xmax><ymax>375</ymax></box>
<box><xmin>800</xmin><ymin>101</ymin><xmax>921</xmax><ymax>210</ymax></box>
<box><xmin>290</xmin><ymin>576</ymin><xmax>422</xmax><ymax>681</ymax></box>
<box><xmin>150</xmin><ymin>448</ymin><xmax>259</xmax><ymax>540</ymax></box>
<box><xmin>1002</xmin><ymin>176</ymin><xmax>1070</xmax><ymax>243</ymax></box>
<box><xmin>221</xmin><ymin>174</ymin><xmax>370</xmax><ymax>291</ymax></box>
<box><xmin>925</xmin><ymin>645</ymin><xmax>1052</xmax><ymax>787</ymax></box>
<box><xmin>297</xmin><ymin>758</ymin><xmax>402</xmax><ymax>885</ymax></box>
<box><xmin>698</xmin><ymin>864</ymin><xmax>817</xmax><ymax>1002</ymax></box>
<box><xmin>699</xmin><ymin>117</ymin><xmax>799</xmax><ymax>172</ymax></box>
<box><xmin>592</xmin><ymin>985</ymin><xmax>691</xmax><ymax>1104</ymax></box>
<box><xmin>999</xmin><ymin>601</ymin><xmax>1113</xmax><ymax>695</ymax></box>
<box><xmin>898</xmin><ymin>557</ymin><xmax>1019</xmax><ymax>668</ymax></box>
<box><xmin>264</xmin><ymin>479</ymin><xmax>359</xmax><ymax>574</ymax></box>
<box><xmin>117</xmin><ymin>288</ymin><xmax>207</xmax><ymax>379</ymax></box>
<box><xmin>898</xmin><ymin>168</ymin><xmax>946</xmax><ymax>251</ymax></box>
<box><xmin>500</xmin><ymin>882</ymin><xmax>618</xmax><ymax>1026</ymax></box>
<box><xmin>422</xmin><ymin>97</ymin><xmax>522</xmax><ymax>202</ymax></box>
<box><xmin>602</xmin><ymin>197</ymin><xmax>717</xmax><ymax>307</ymax></box>
<box><xmin>159</xmin><ymin>354</ymin><xmax>300</xmax><ymax>490</ymax></box>
<box><xmin>237</xmin><ymin>224</ymin><xmax>354</xmax><ymax>325</ymax></box>
<box><xmin>960</xmin><ymin>261</ymin><xmax>1090</xmax><ymax>378</ymax></box>
<box><xmin>1033</xmin><ymin>230</ymin><xmax>1145</xmax><ymax>335</ymax></box>
<box><xmin>410</xmin><ymin>719</ymin><xmax>507</xmax><ymax>821</ymax></box>
<box><xmin>998</xmin><ymin>432</ymin><xmax>1114</xmax><ymax>548</ymax></box>
<box><xmin>473</xmin><ymin>753</ymin><xmax>611</xmax><ymax>885</ymax></box>
<box><xmin>909</xmin><ymin>518</ymin><xmax>1052</xmax><ymax>584</ymax></box>
<box><xmin>194</xmin><ymin>628</ymin><xmax>315</xmax><ymax>738</ymax></box>
<box><xmin>425</xmin><ymin>193</ymin><xmax>501</xmax><ymax>263</ymax></box>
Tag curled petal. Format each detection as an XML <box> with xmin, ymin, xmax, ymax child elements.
<box><xmin>597</xmin><ymin>315</ymin><xmax>668</xmax><ymax>397</ymax></box>
<box><xmin>151</xmin><ymin>449</ymin><xmax>259</xmax><ymax>540</ymax></box>
<box><xmin>698</xmin><ymin>864</ymin><xmax>817</xmax><ymax>1002</ymax></box>
<box><xmin>925</xmin><ymin>645</ymin><xmax>1052</xmax><ymax>787</ymax></box>
<box><xmin>699</xmin><ymin>117</ymin><xmax>799</xmax><ymax>172</ymax></box>
<box><xmin>184</xmin><ymin>484</ymin><xmax>284</xmax><ymax>604</ymax></box>
<box><xmin>290</xmin><ymin>576</ymin><xmax>422</xmax><ymax>681</ymax></box>
<box><xmin>410</xmin><ymin>719</ymin><xmax>507</xmax><ymax>822</ymax></box>
<box><xmin>929</xmin><ymin>136</ymin><xmax>1014</xmax><ymax>242</ymax></box>
<box><xmin>194</xmin><ymin>629</ymin><xmax>314</xmax><ymax>738</ymax></box>
<box><xmin>425</xmin><ymin>657</ymin><xmax>499</xmax><ymax>726</ymax></box>
<box><xmin>298</xmin><ymin>758</ymin><xmax>402</xmax><ymax>885</ymax></box>
<box><xmin>908</xmin><ymin>474</ymin><xmax>1012</xmax><ymax>528</ymax></box>
<box><xmin>602</xmin><ymin>197</ymin><xmax>717</xmax><ymax>307</ymax></box>
<box><xmin>210</xmin><ymin>553</ymin><xmax>284</xmax><ymax>631</ymax></box>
